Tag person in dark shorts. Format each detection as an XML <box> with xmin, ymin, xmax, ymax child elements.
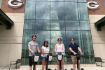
<box><xmin>28</xmin><ymin>35</ymin><xmax>40</xmax><ymax>70</ymax></box>
<box><xmin>69</xmin><ymin>38</ymin><xmax>83</xmax><ymax>70</ymax></box>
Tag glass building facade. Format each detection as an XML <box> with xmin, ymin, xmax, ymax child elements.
<box><xmin>22</xmin><ymin>0</ymin><xmax>95</xmax><ymax>65</ymax></box>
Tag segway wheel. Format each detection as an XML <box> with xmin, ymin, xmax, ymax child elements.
<box><xmin>71</xmin><ymin>68</ymin><xmax>73</xmax><ymax>70</ymax></box>
<box><xmin>81</xmin><ymin>68</ymin><xmax>84</xmax><ymax>70</ymax></box>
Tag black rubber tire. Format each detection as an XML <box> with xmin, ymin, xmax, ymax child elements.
<box><xmin>81</xmin><ymin>68</ymin><xmax>84</xmax><ymax>70</ymax></box>
<box><xmin>71</xmin><ymin>68</ymin><xmax>73</xmax><ymax>70</ymax></box>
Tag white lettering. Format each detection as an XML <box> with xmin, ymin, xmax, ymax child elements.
<box><xmin>87</xmin><ymin>1</ymin><xmax>99</xmax><ymax>10</ymax></box>
<box><xmin>8</xmin><ymin>0</ymin><xmax>24</xmax><ymax>8</ymax></box>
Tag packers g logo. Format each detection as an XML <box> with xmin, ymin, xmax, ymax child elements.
<box><xmin>87</xmin><ymin>1</ymin><xmax>99</xmax><ymax>10</ymax></box>
<box><xmin>8</xmin><ymin>0</ymin><xmax>24</xmax><ymax>8</ymax></box>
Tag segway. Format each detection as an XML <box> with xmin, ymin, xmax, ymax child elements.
<box><xmin>33</xmin><ymin>53</ymin><xmax>40</xmax><ymax>70</ymax></box>
<box><xmin>46</xmin><ymin>53</ymin><xmax>52</xmax><ymax>70</ymax></box>
<box><xmin>56</xmin><ymin>52</ymin><xmax>64</xmax><ymax>70</ymax></box>
<box><xmin>71</xmin><ymin>53</ymin><xmax>84</xmax><ymax>70</ymax></box>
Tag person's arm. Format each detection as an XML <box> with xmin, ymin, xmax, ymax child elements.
<box><xmin>69</xmin><ymin>47</ymin><xmax>77</xmax><ymax>55</ymax></box>
<box><xmin>37</xmin><ymin>45</ymin><xmax>41</xmax><ymax>53</ymax></box>
<box><xmin>54</xmin><ymin>44</ymin><xmax>57</xmax><ymax>53</ymax></box>
<box><xmin>62</xmin><ymin>44</ymin><xmax>65</xmax><ymax>55</ymax></box>
<box><xmin>28</xmin><ymin>42</ymin><xmax>33</xmax><ymax>53</ymax></box>
<box><xmin>78</xmin><ymin>47</ymin><xmax>83</xmax><ymax>55</ymax></box>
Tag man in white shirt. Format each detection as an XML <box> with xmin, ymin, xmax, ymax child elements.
<box><xmin>28</xmin><ymin>35</ymin><xmax>40</xmax><ymax>70</ymax></box>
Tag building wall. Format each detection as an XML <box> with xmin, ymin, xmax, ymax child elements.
<box><xmin>88</xmin><ymin>0</ymin><xmax>105</xmax><ymax>59</ymax></box>
<box><xmin>0</xmin><ymin>0</ymin><xmax>25</xmax><ymax>66</ymax></box>
<box><xmin>0</xmin><ymin>0</ymin><xmax>105</xmax><ymax>66</ymax></box>
<box><xmin>89</xmin><ymin>15</ymin><xmax>105</xmax><ymax>59</ymax></box>
<box><xmin>0</xmin><ymin>13</ymin><xmax>24</xmax><ymax>66</ymax></box>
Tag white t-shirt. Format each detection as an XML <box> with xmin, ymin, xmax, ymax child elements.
<box><xmin>28</xmin><ymin>41</ymin><xmax>38</xmax><ymax>56</ymax></box>
<box><xmin>55</xmin><ymin>43</ymin><xmax>65</xmax><ymax>53</ymax></box>
<box><xmin>41</xmin><ymin>46</ymin><xmax>50</xmax><ymax>57</ymax></box>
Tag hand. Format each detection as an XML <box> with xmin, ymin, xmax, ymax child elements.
<box><xmin>73</xmin><ymin>52</ymin><xmax>77</xmax><ymax>55</ymax></box>
<box><xmin>80</xmin><ymin>52</ymin><xmax>84</xmax><ymax>55</ymax></box>
<box><xmin>31</xmin><ymin>51</ymin><xmax>34</xmax><ymax>54</ymax></box>
<box><xmin>62</xmin><ymin>52</ymin><xmax>65</xmax><ymax>55</ymax></box>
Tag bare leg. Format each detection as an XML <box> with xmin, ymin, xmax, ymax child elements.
<box><xmin>57</xmin><ymin>61</ymin><xmax>60</xmax><ymax>70</ymax></box>
<box><xmin>29</xmin><ymin>66</ymin><xmax>32</xmax><ymax>70</ymax></box>
<box><xmin>73</xmin><ymin>63</ymin><xmax>76</xmax><ymax>70</ymax></box>
<box><xmin>33</xmin><ymin>64</ymin><xmax>36</xmax><ymax>70</ymax></box>
<box><xmin>77</xmin><ymin>60</ymin><xmax>81</xmax><ymax>70</ymax></box>
<box><xmin>42</xmin><ymin>61</ymin><xmax>45</xmax><ymax>70</ymax></box>
<box><xmin>61</xmin><ymin>60</ymin><xmax>64</xmax><ymax>70</ymax></box>
<box><xmin>46</xmin><ymin>61</ymin><xmax>48</xmax><ymax>70</ymax></box>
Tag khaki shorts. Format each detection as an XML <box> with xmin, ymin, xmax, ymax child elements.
<box><xmin>71</xmin><ymin>55</ymin><xmax>77</xmax><ymax>64</ymax></box>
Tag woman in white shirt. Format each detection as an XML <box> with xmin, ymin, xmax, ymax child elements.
<box><xmin>41</xmin><ymin>41</ymin><xmax>50</xmax><ymax>70</ymax></box>
<box><xmin>55</xmin><ymin>38</ymin><xmax>65</xmax><ymax>70</ymax></box>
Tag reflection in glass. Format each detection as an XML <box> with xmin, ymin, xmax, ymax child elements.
<box><xmin>25</xmin><ymin>0</ymin><xmax>36</xmax><ymax>19</ymax></box>
<box><xmin>80</xmin><ymin>21</ymin><xmax>90</xmax><ymax>30</ymax></box>
<box><xmin>78</xmin><ymin>3</ymin><xmax>89</xmax><ymax>20</ymax></box>
<box><xmin>22</xmin><ymin>0</ymin><xmax>95</xmax><ymax>65</ymax></box>
<box><xmin>80</xmin><ymin>31</ymin><xmax>94</xmax><ymax>63</ymax></box>
<box><xmin>65</xmin><ymin>21</ymin><xmax>80</xmax><ymax>30</ymax></box>
<box><xmin>24</xmin><ymin>20</ymin><xmax>35</xmax><ymax>29</ymax></box>
<box><xmin>65</xmin><ymin>0</ymin><xmax>77</xmax><ymax>2</ymax></box>
<box><xmin>36</xmin><ymin>2</ymin><xmax>50</xmax><ymax>19</ymax></box>
<box><xmin>51</xmin><ymin>20</ymin><xmax>65</xmax><ymax>30</ymax></box>
<box><xmin>78</xmin><ymin>0</ymin><xmax>87</xmax><ymax>2</ymax></box>
<box><xmin>65</xmin><ymin>2</ymin><xmax>78</xmax><ymax>20</ymax></box>
<box><xmin>51</xmin><ymin>2</ymin><xmax>65</xmax><ymax>20</ymax></box>
<box><xmin>36</xmin><ymin>31</ymin><xmax>50</xmax><ymax>47</ymax></box>
<box><xmin>36</xmin><ymin>20</ymin><xmax>50</xmax><ymax>30</ymax></box>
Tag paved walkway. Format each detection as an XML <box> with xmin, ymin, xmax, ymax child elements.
<box><xmin>0</xmin><ymin>64</ymin><xmax>105</xmax><ymax>70</ymax></box>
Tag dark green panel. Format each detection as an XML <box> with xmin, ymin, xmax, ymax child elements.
<box><xmin>65</xmin><ymin>21</ymin><xmax>80</xmax><ymax>30</ymax></box>
<box><xmin>36</xmin><ymin>2</ymin><xmax>50</xmax><ymax>19</ymax></box>
<box><xmin>80</xmin><ymin>31</ymin><xmax>94</xmax><ymax>64</ymax></box>
<box><xmin>51</xmin><ymin>20</ymin><xmax>65</xmax><ymax>30</ymax></box>
<box><xmin>25</xmin><ymin>0</ymin><xmax>36</xmax><ymax>19</ymax></box>
<box><xmin>64</xmin><ymin>2</ymin><xmax>78</xmax><ymax>20</ymax></box>
<box><xmin>51</xmin><ymin>2</ymin><xmax>65</xmax><ymax>20</ymax></box>
<box><xmin>65</xmin><ymin>0</ymin><xmax>77</xmax><ymax>2</ymax></box>
<box><xmin>80</xmin><ymin>21</ymin><xmax>90</xmax><ymax>30</ymax></box>
<box><xmin>35</xmin><ymin>20</ymin><xmax>50</xmax><ymax>30</ymax></box>
<box><xmin>78</xmin><ymin>3</ymin><xmax>89</xmax><ymax>21</ymax></box>
<box><xmin>78</xmin><ymin>0</ymin><xmax>87</xmax><ymax>2</ymax></box>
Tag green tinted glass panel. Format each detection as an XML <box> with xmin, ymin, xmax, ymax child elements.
<box><xmin>36</xmin><ymin>2</ymin><xmax>50</xmax><ymax>19</ymax></box>
<box><xmin>80</xmin><ymin>21</ymin><xmax>90</xmax><ymax>30</ymax></box>
<box><xmin>78</xmin><ymin>0</ymin><xmax>87</xmax><ymax>2</ymax></box>
<box><xmin>22</xmin><ymin>0</ymin><xmax>95</xmax><ymax>65</ymax></box>
<box><xmin>25</xmin><ymin>0</ymin><xmax>36</xmax><ymax>19</ymax></box>
<box><xmin>51</xmin><ymin>2</ymin><xmax>65</xmax><ymax>20</ymax></box>
<box><xmin>65</xmin><ymin>21</ymin><xmax>80</xmax><ymax>30</ymax></box>
<box><xmin>64</xmin><ymin>2</ymin><xmax>78</xmax><ymax>20</ymax></box>
<box><xmin>51</xmin><ymin>20</ymin><xmax>65</xmax><ymax>30</ymax></box>
<box><xmin>78</xmin><ymin>3</ymin><xmax>89</xmax><ymax>21</ymax></box>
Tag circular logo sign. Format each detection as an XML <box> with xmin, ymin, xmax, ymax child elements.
<box><xmin>8</xmin><ymin>0</ymin><xmax>24</xmax><ymax>8</ymax></box>
<box><xmin>87</xmin><ymin>1</ymin><xmax>99</xmax><ymax>10</ymax></box>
